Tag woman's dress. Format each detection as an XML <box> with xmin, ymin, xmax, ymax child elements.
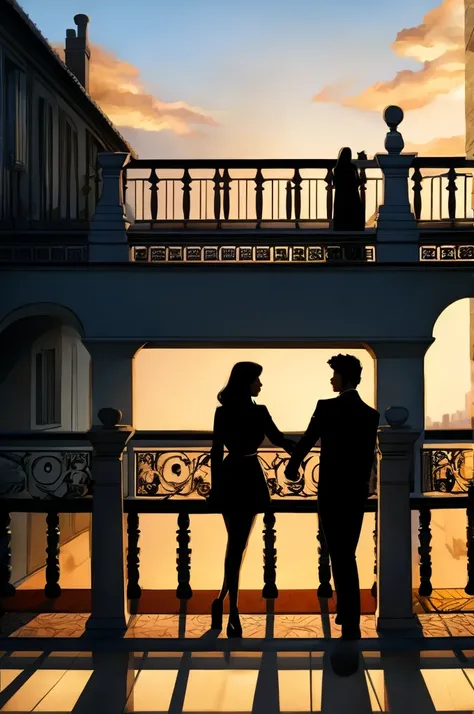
<box><xmin>209</xmin><ymin>403</ymin><xmax>294</xmax><ymax>513</ymax></box>
<box><xmin>333</xmin><ymin>162</ymin><xmax>364</xmax><ymax>231</ymax></box>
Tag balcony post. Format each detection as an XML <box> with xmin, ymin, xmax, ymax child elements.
<box><xmin>84</xmin><ymin>340</ymin><xmax>141</xmax><ymax>429</ymax></box>
<box><xmin>88</xmin><ymin>152</ymin><xmax>131</xmax><ymax>262</ymax></box>
<box><xmin>86</xmin><ymin>407</ymin><xmax>134</xmax><ymax>631</ymax></box>
<box><xmin>372</xmin><ymin>339</ymin><xmax>431</xmax><ymax>493</ymax></box>
<box><xmin>375</xmin><ymin>106</ymin><xmax>419</xmax><ymax>262</ymax></box>
<box><xmin>376</xmin><ymin>407</ymin><xmax>421</xmax><ymax>635</ymax></box>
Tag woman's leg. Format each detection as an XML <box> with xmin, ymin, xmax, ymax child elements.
<box><xmin>222</xmin><ymin>512</ymin><xmax>256</xmax><ymax>614</ymax></box>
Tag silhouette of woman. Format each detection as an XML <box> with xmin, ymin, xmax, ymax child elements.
<box><xmin>333</xmin><ymin>147</ymin><xmax>364</xmax><ymax>231</ymax></box>
<box><xmin>209</xmin><ymin>362</ymin><xmax>295</xmax><ymax>638</ymax></box>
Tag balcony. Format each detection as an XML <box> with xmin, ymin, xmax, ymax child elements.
<box><xmin>0</xmin><ymin>422</ymin><xmax>474</xmax><ymax>643</ymax></box>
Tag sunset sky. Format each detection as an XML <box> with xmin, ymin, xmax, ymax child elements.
<box><xmin>21</xmin><ymin>0</ymin><xmax>465</xmax><ymax>158</ymax></box>
<box><xmin>18</xmin><ymin>0</ymin><xmax>472</xmax><ymax>424</ymax></box>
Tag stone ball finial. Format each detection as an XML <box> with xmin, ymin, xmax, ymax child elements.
<box><xmin>98</xmin><ymin>407</ymin><xmax>123</xmax><ymax>429</ymax></box>
<box><xmin>74</xmin><ymin>14</ymin><xmax>90</xmax><ymax>38</ymax></box>
<box><xmin>385</xmin><ymin>406</ymin><xmax>409</xmax><ymax>428</ymax></box>
<box><xmin>383</xmin><ymin>105</ymin><xmax>404</xmax><ymax>130</ymax></box>
<box><xmin>383</xmin><ymin>105</ymin><xmax>405</xmax><ymax>155</ymax></box>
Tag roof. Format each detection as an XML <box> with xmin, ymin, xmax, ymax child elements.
<box><xmin>4</xmin><ymin>0</ymin><xmax>137</xmax><ymax>158</ymax></box>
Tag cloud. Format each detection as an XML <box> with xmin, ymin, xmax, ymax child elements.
<box><xmin>404</xmin><ymin>134</ymin><xmax>465</xmax><ymax>155</ymax></box>
<box><xmin>313</xmin><ymin>0</ymin><xmax>465</xmax><ymax>112</ymax></box>
<box><xmin>54</xmin><ymin>44</ymin><xmax>217</xmax><ymax>135</ymax></box>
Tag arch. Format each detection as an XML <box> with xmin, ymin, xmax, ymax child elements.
<box><xmin>0</xmin><ymin>303</ymin><xmax>84</xmax><ymax>337</ymax></box>
<box><xmin>425</xmin><ymin>297</ymin><xmax>472</xmax><ymax>429</ymax></box>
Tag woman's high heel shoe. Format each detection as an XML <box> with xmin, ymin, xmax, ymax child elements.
<box><xmin>211</xmin><ymin>599</ymin><xmax>223</xmax><ymax>630</ymax></box>
<box><xmin>227</xmin><ymin>611</ymin><xmax>243</xmax><ymax>638</ymax></box>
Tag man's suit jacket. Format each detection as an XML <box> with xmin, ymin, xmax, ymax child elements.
<box><xmin>287</xmin><ymin>391</ymin><xmax>380</xmax><ymax>496</ymax></box>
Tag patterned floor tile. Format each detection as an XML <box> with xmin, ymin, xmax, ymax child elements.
<box><xmin>440</xmin><ymin>613</ymin><xmax>474</xmax><ymax>637</ymax></box>
<box><xmin>418</xmin><ymin>614</ymin><xmax>451</xmax><ymax>638</ymax></box>
<box><xmin>10</xmin><ymin>613</ymin><xmax>88</xmax><ymax>638</ymax></box>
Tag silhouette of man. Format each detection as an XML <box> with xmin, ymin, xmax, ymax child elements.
<box><xmin>285</xmin><ymin>354</ymin><xmax>379</xmax><ymax>641</ymax></box>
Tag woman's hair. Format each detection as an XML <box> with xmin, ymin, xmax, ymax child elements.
<box><xmin>218</xmin><ymin>362</ymin><xmax>263</xmax><ymax>405</ymax></box>
<box><xmin>336</xmin><ymin>146</ymin><xmax>352</xmax><ymax>164</ymax></box>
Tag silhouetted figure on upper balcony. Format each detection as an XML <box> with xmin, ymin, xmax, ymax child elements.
<box><xmin>209</xmin><ymin>362</ymin><xmax>295</xmax><ymax>639</ymax></box>
<box><xmin>285</xmin><ymin>354</ymin><xmax>379</xmax><ymax>674</ymax></box>
<box><xmin>333</xmin><ymin>147</ymin><xmax>365</xmax><ymax>231</ymax></box>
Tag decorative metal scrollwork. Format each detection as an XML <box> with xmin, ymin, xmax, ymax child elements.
<box><xmin>135</xmin><ymin>447</ymin><xmax>380</xmax><ymax>499</ymax></box>
<box><xmin>422</xmin><ymin>448</ymin><xmax>473</xmax><ymax>493</ymax></box>
<box><xmin>0</xmin><ymin>451</ymin><xmax>92</xmax><ymax>499</ymax></box>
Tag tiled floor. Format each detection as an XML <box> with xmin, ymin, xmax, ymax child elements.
<box><xmin>5</xmin><ymin>611</ymin><xmax>474</xmax><ymax>640</ymax></box>
<box><xmin>0</xmin><ymin>649</ymin><xmax>473</xmax><ymax>712</ymax></box>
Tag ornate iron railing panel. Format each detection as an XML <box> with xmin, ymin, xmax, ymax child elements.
<box><xmin>0</xmin><ymin>448</ymin><xmax>92</xmax><ymax>499</ymax></box>
<box><xmin>422</xmin><ymin>447</ymin><xmax>474</xmax><ymax>493</ymax></box>
<box><xmin>133</xmin><ymin>447</ymin><xmax>379</xmax><ymax>500</ymax></box>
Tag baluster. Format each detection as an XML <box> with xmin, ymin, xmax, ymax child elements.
<box><xmin>370</xmin><ymin>510</ymin><xmax>378</xmax><ymax>598</ymax></box>
<box><xmin>127</xmin><ymin>512</ymin><xmax>141</xmax><ymax>599</ymax></box>
<box><xmin>418</xmin><ymin>505</ymin><xmax>433</xmax><ymax>597</ymax></box>
<box><xmin>0</xmin><ymin>510</ymin><xmax>15</xmax><ymax>597</ymax></box>
<box><xmin>358</xmin><ymin>152</ymin><xmax>367</xmax><ymax>225</ymax></box>
<box><xmin>325</xmin><ymin>167</ymin><xmax>334</xmax><ymax>223</ymax></box>
<box><xmin>412</xmin><ymin>166</ymin><xmax>423</xmax><ymax>220</ymax></box>
<box><xmin>44</xmin><ymin>512</ymin><xmax>61</xmax><ymax>599</ymax></box>
<box><xmin>213</xmin><ymin>169</ymin><xmax>222</xmax><ymax>223</ymax></box>
<box><xmin>285</xmin><ymin>181</ymin><xmax>292</xmax><ymax>219</ymax></box>
<box><xmin>222</xmin><ymin>169</ymin><xmax>231</xmax><ymax>221</ymax></box>
<box><xmin>148</xmin><ymin>168</ymin><xmax>160</xmax><ymax>223</ymax></box>
<box><xmin>176</xmin><ymin>512</ymin><xmax>192</xmax><ymax>599</ymax></box>
<box><xmin>293</xmin><ymin>168</ymin><xmax>302</xmax><ymax>224</ymax></box>
<box><xmin>255</xmin><ymin>168</ymin><xmax>265</xmax><ymax>228</ymax></box>
<box><xmin>181</xmin><ymin>168</ymin><xmax>192</xmax><ymax>224</ymax></box>
<box><xmin>446</xmin><ymin>167</ymin><xmax>458</xmax><ymax>223</ymax></box>
<box><xmin>466</xmin><ymin>482</ymin><xmax>474</xmax><ymax>594</ymax></box>
<box><xmin>317</xmin><ymin>522</ymin><xmax>333</xmax><ymax>597</ymax></box>
<box><xmin>262</xmin><ymin>511</ymin><xmax>278</xmax><ymax>598</ymax></box>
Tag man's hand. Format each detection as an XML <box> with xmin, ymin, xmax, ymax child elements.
<box><xmin>285</xmin><ymin>463</ymin><xmax>300</xmax><ymax>482</ymax></box>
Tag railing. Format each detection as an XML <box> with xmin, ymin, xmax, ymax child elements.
<box><xmin>125</xmin><ymin>157</ymin><xmax>474</xmax><ymax>232</ymax></box>
<box><xmin>1</xmin><ymin>430</ymin><xmax>474</xmax><ymax>613</ymax></box>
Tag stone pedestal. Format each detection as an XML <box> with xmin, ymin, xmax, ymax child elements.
<box><xmin>86</xmin><ymin>408</ymin><xmax>134</xmax><ymax>631</ymax></box>
<box><xmin>88</xmin><ymin>152</ymin><xmax>131</xmax><ymax>262</ymax></box>
<box><xmin>376</xmin><ymin>409</ymin><xmax>422</xmax><ymax>635</ymax></box>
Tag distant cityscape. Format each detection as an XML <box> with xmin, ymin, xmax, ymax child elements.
<box><xmin>426</xmin><ymin>391</ymin><xmax>474</xmax><ymax>429</ymax></box>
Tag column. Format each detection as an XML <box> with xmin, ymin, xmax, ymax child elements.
<box><xmin>377</xmin><ymin>407</ymin><xmax>421</xmax><ymax>634</ymax></box>
<box><xmin>84</xmin><ymin>340</ymin><xmax>141</xmax><ymax>427</ymax></box>
<box><xmin>88</xmin><ymin>152</ymin><xmax>131</xmax><ymax>262</ymax></box>
<box><xmin>375</xmin><ymin>105</ymin><xmax>419</xmax><ymax>262</ymax></box>
<box><xmin>86</xmin><ymin>407</ymin><xmax>134</xmax><ymax>631</ymax></box>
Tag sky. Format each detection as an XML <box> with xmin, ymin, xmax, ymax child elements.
<box><xmin>20</xmin><ymin>0</ymin><xmax>466</xmax><ymax>158</ymax></box>
<box><xmin>19</xmin><ymin>0</ymin><xmax>472</xmax><ymax>424</ymax></box>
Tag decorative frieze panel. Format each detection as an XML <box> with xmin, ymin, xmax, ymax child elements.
<box><xmin>0</xmin><ymin>450</ymin><xmax>92</xmax><ymax>498</ymax></box>
<box><xmin>132</xmin><ymin>244</ymin><xmax>376</xmax><ymax>264</ymax></box>
<box><xmin>420</xmin><ymin>245</ymin><xmax>474</xmax><ymax>261</ymax></box>
<box><xmin>0</xmin><ymin>246</ymin><xmax>88</xmax><ymax>263</ymax></box>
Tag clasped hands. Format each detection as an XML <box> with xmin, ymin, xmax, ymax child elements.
<box><xmin>284</xmin><ymin>439</ymin><xmax>301</xmax><ymax>482</ymax></box>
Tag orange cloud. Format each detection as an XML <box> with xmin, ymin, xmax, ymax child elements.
<box><xmin>404</xmin><ymin>134</ymin><xmax>465</xmax><ymax>155</ymax></box>
<box><xmin>313</xmin><ymin>0</ymin><xmax>464</xmax><ymax>112</ymax></box>
<box><xmin>55</xmin><ymin>44</ymin><xmax>217</xmax><ymax>135</ymax></box>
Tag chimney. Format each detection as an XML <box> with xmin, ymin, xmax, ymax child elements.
<box><xmin>65</xmin><ymin>14</ymin><xmax>91</xmax><ymax>92</ymax></box>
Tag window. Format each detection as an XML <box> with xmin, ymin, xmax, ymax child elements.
<box><xmin>5</xmin><ymin>59</ymin><xmax>27</xmax><ymax>169</ymax></box>
<box><xmin>59</xmin><ymin>112</ymin><xmax>79</xmax><ymax>219</ymax></box>
<box><xmin>84</xmin><ymin>130</ymin><xmax>104</xmax><ymax>218</ymax></box>
<box><xmin>35</xmin><ymin>348</ymin><xmax>60</xmax><ymax>426</ymax></box>
<box><xmin>38</xmin><ymin>98</ymin><xmax>54</xmax><ymax>219</ymax></box>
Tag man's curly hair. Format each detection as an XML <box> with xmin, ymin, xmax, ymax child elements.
<box><xmin>328</xmin><ymin>353</ymin><xmax>362</xmax><ymax>387</ymax></box>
